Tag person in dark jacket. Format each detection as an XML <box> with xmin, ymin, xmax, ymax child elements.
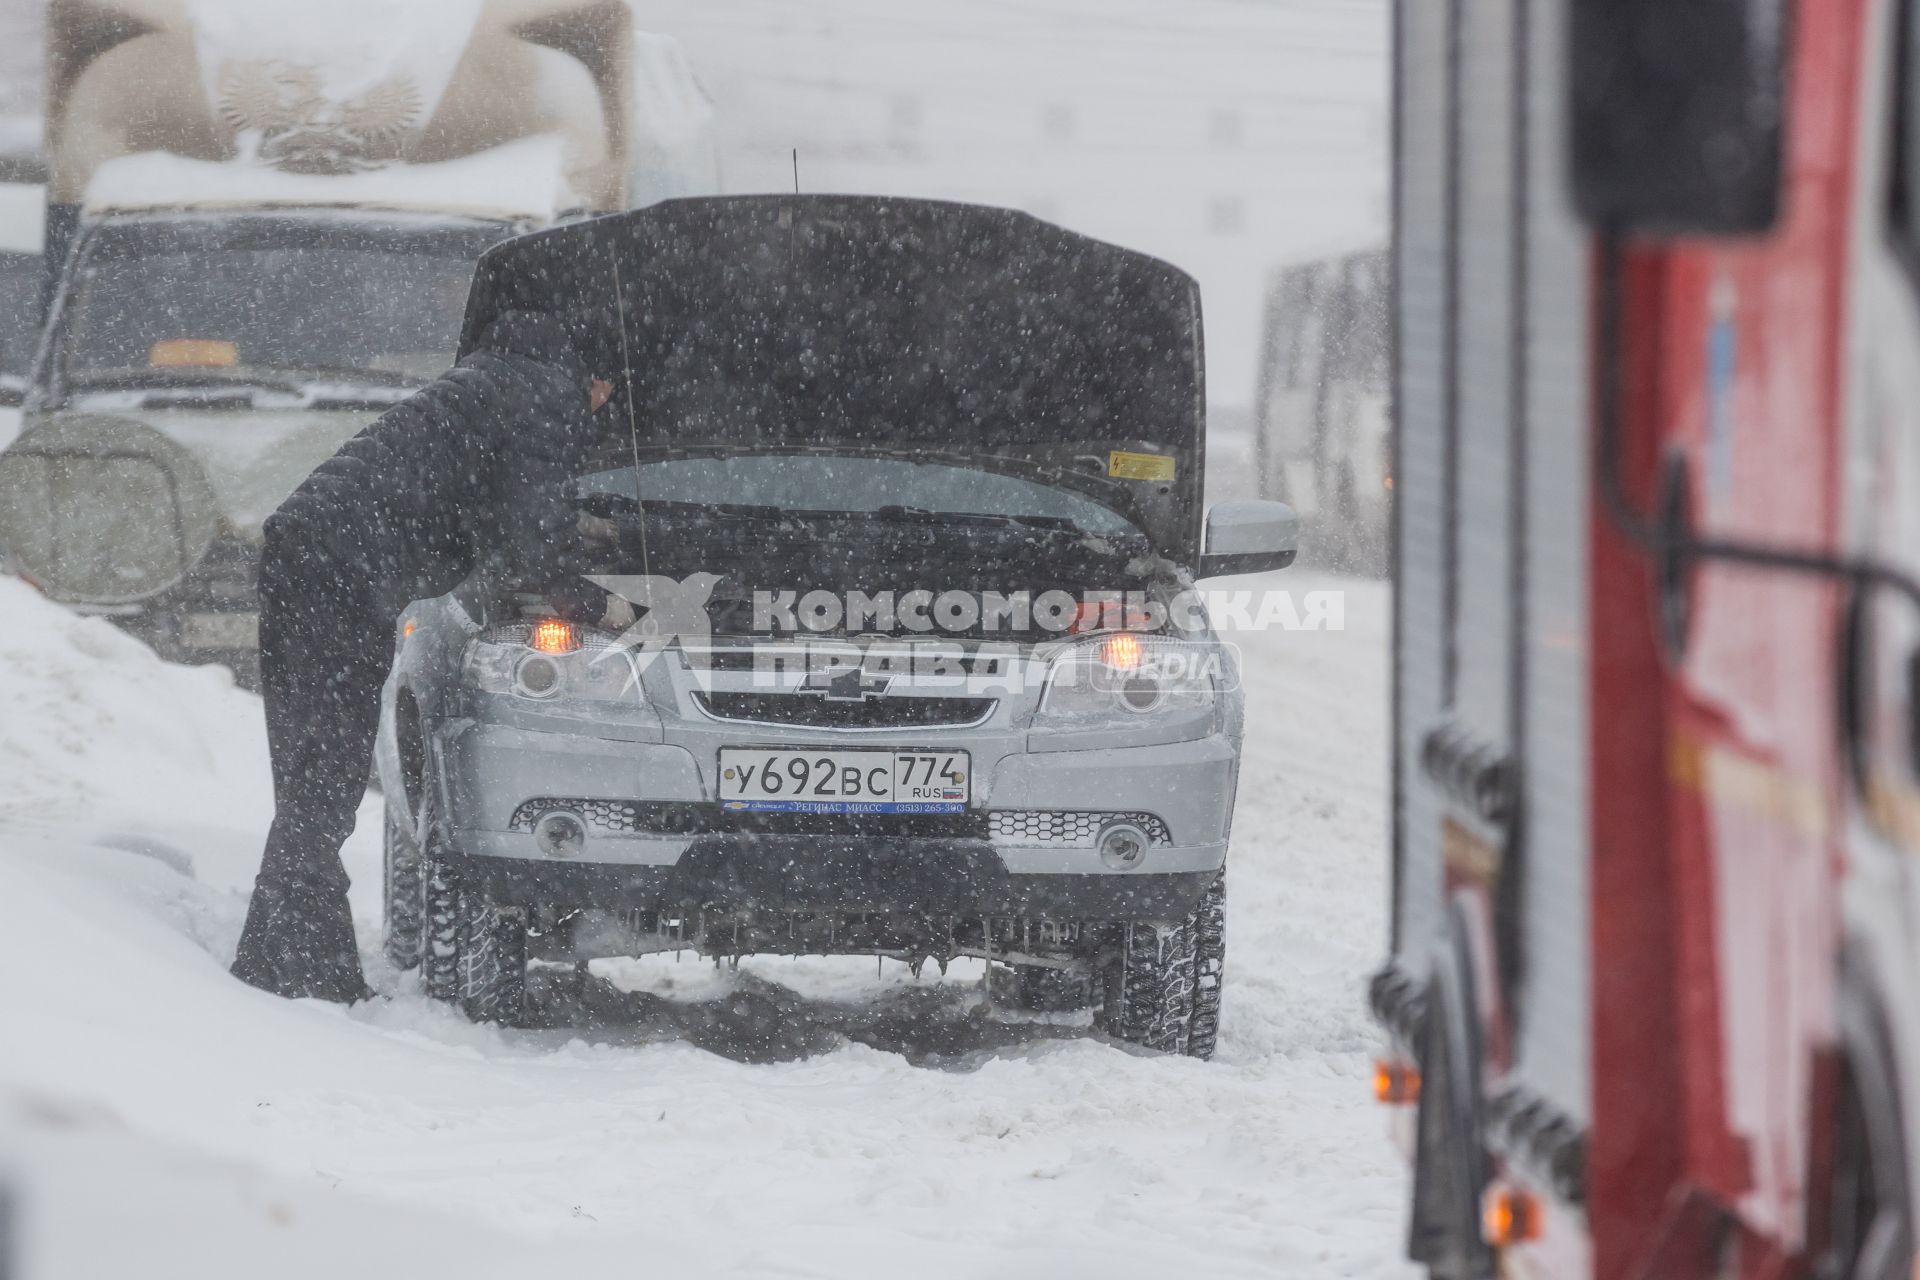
<box><xmin>231</xmin><ymin>309</ymin><xmax>616</xmax><ymax>1003</ymax></box>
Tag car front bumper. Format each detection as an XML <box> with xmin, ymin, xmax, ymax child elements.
<box><xmin>434</xmin><ymin>719</ymin><xmax>1234</xmax><ymax>916</ymax></box>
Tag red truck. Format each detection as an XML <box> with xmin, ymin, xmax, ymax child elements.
<box><xmin>1372</xmin><ymin>0</ymin><xmax>1920</xmax><ymax>1276</ymax></box>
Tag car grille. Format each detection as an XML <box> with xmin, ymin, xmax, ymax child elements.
<box><xmin>986</xmin><ymin>810</ymin><xmax>1172</xmax><ymax>847</ymax></box>
<box><xmin>693</xmin><ymin>691</ymin><xmax>995</xmax><ymax>729</ymax></box>
<box><xmin>508</xmin><ymin>801</ymin><xmax>1171</xmax><ymax>847</ymax></box>
<box><xmin>508</xmin><ymin>798</ymin><xmax>988</xmax><ymax>839</ymax></box>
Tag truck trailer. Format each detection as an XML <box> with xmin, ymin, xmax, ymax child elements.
<box><xmin>1373</xmin><ymin>0</ymin><xmax>1920</xmax><ymax>1277</ymax></box>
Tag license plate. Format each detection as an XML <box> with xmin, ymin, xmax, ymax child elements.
<box><xmin>180</xmin><ymin>612</ymin><xmax>260</xmax><ymax>649</ymax></box>
<box><xmin>718</xmin><ymin>748</ymin><xmax>971</xmax><ymax>813</ymax></box>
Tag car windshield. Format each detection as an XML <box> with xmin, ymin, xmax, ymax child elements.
<box><xmin>572</xmin><ymin>453</ymin><xmax>1142</xmax><ymax>538</ymax></box>
<box><xmin>61</xmin><ymin>221</ymin><xmax>501</xmax><ymax>388</ymax></box>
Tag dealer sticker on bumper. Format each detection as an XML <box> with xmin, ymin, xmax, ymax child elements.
<box><xmin>718</xmin><ymin>748</ymin><xmax>970</xmax><ymax>814</ymax></box>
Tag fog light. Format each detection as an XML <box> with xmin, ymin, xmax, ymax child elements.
<box><xmin>1098</xmin><ymin>821</ymin><xmax>1150</xmax><ymax>870</ymax></box>
<box><xmin>533</xmin><ymin>810</ymin><xmax>587</xmax><ymax>858</ymax></box>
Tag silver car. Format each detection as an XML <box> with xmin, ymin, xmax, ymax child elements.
<box><xmin>374</xmin><ymin>196</ymin><xmax>1298</xmax><ymax>1058</ymax></box>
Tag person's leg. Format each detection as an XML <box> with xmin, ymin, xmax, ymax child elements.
<box><xmin>229</xmin><ymin>499</ymin><xmax>394</xmax><ymax>1002</ymax></box>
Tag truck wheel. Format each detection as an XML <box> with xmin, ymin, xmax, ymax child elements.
<box><xmin>1820</xmin><ymin>980</ymin><xmax>1913</xmax><ymax>1280</ymax></box>
<box><xmin>381</xmin><ymin>811</ymin><xmax>424</xmax><ymax>971</ymax></box>
<box><xmin>1409</xmin><ymin>961</ymin><xmax>1493</xmax><ymax>1280</ymax></box>
<box><xmin>1187</xmin><ymin>874</ymin><xmax>1227</xmax><ymax>1061</ymax></box>
<box><xmin>421</xmin><ymin>846</ymin><xmax>460</xmax><ymax>1001</ymax></box>
<box><xmin>455</xmin><ymin>895</ymin><xmax>528</xmax><ymax>1026</ymax></box>
<box><xmin>1101</xmin><ymin>920</ymin><xmax>1195</xmax><ymax>1053</ymax></box>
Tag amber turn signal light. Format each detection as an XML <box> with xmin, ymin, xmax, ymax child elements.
<box><xmin>1372</xmin><ymin>1059</ymin><xmax>1421</xmax><ymax>1105</ymax></box>
<box><xmin>530</xmin><ymin>618</ymin><xmax>579</xmax><ymax>655</ymax></box>
<box><xmin>1482</xmin><ymin>1185</ymin><xmax>1543</xmax><ymax>1247</ymax></box>
<box><xmin>1102</xmin><ymin>632</ymin><xmax>1145</xmax><ymax>671</ymax></box>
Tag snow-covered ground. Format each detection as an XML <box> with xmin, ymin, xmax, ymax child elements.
<box><xmin>0</xmin><ymin>556</ymin><xmax>1408</xmax><ymax>1279</ymax></box>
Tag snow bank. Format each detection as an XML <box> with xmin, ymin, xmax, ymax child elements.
<box><xmin>7</xmin><ymin>1096</ymin><xmax>554</xmax><ymax>1280</ymax></box>
<box><xmin>0</xmin><ymin>576</ymin><xmax>269</xmax><ymax>836</ymax></box>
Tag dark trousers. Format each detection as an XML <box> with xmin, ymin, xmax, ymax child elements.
<box><xmin>229</xmin><ymin>479</ymin><xmax>468</xmax><ymax>1002</ymax></box>
<box><xmin>225</xmin><ymin>343</ymin><xmax>591</xmax><ymax>1001</ymax></box>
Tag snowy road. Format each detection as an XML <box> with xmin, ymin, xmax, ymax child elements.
<box><xmin>0</xmin><ymin>568</ymin><xmax>1411</xmax><ymax>1279</ymax></box>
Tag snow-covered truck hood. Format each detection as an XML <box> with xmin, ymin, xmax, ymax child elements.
<box><xmin>119</xmin><ymin>403</ymin><xmax>378</xmax><ymax>535</ymax></box>
<box><xmin>83</xmin><ymin>136</ymin><xmax>582</xmax><ymax>225</ymax></box>
<box><xmin>0</xmin><ymin>401</ymin><xmax>373</xmax><ymax>604</ymax></box>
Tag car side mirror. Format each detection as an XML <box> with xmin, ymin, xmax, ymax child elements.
<box><xmin>1569</xmin><ymin>0</ymin><xmax>1786</xmax><ymax>236</ymax></box>
<box><xmin>1200</xmin><ymin>500</ymin><xmax>1298</xmax><ymax>578</ymax></box>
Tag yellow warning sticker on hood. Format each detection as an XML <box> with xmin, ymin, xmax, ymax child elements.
<box><xmin>1108</xmin><ymin>450</ymin><xmax>1177</xmax><ymax>482</ymax></box>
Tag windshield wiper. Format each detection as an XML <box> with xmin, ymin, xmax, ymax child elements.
<box><xmin>872</xmin><ymin>504</ymin><xmax>966</xmax><ymax>523</ymax></box>
<box><xmin>68</xmin><ymin>368</ymin><xmax>307</xmax><ymax>397</ymax></box>
<box><xmin>573</xmin><ymin>493</ymin><xmax>795</xmax><ymax>524</ymax></box>
<box><xmin>871</xmin><ymin>505</ymin><xmax>1122</xmax><ymax>537</ymax></box>
<box><xmin>278</xmin><ymin>365</ymin><xmax>430</xmax><ymax>389</ymax></box>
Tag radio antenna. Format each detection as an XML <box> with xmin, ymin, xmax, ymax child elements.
<box><xmin>608</xmin><ymin>251</ymin><xmax>652</xmax><ymax>589</ymax></box>
<box><xmin>792</xmin><ymin>148</ymin><xmax>800</xmax><ymax>193</ymax></box>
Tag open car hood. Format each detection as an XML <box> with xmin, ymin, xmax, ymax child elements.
<box><xmin>457</xmin><ymin>196</ymin><xmax>1207</xmax><ymax>564</ymax></box>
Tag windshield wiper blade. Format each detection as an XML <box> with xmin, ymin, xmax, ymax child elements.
<box><xmin>69</xmin><ymin>368</ymin><xmax>301</xmax><ymax>394</ymax></box>
<box><xmin>869</xmin><ymin>506</ymin><xmax>1119</xmax><ymax>536</ymax></box>
<box><xmin>280</xmin><ymin>365</ymin><xmax>429</xmax><ymax>389</ymax></box>
<box><xmin>871</xmin><ymin>504</ymin><xmax>1029</xmax><ymax>528</ymax></box>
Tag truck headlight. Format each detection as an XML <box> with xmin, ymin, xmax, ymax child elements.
<box><xmin>1037</xmin><ymin>634</ymin><xmax>1218</xmax><ymax>722</ymax></box>
<box><xmin>463</xmin><ymin>619</ymin><xmax>644</xmax><ymax>704</ymax></box>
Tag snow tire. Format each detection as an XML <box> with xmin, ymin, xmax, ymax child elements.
<box><xmin>1104</xmin><ymin>919</ymin><xmax>1197</xmax><ymax>1054</ymax></box>
<box><xmin>381</xmin><ymin>810</ymin><xmax>425</xmax><ymax>971</ymax></box>
<box><xmin>455</xmin><ymin>895</ymin><xmax>528</xmax><ymax>1026</ymax></box>
<box><xmin>1099</xmin><ymin>872</ymin><xmax>1225</xmax><ymax>1059</ymax></box>
<box><xmin>421</xmin><ymin>846</ymin><xmax>460</xmax><ymax>1001</ymax></box>
<box><xmin>1187</xmin><ymin>874</ymin><xmax>1227</xmax><ymax>1061</ymax></box>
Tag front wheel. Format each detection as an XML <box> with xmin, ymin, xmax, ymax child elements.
<box><xmin>381</xmin><ymin>811</ymin><xmax>424</xmax><ymax>971</ymax></box>
<box><xmin>456</xmin><ymin>896</ymin><xmax>528</xmax><ymax>1025</ymax></box>
<box><xmin>1188</xmin><ymin>875</ymin><xmax>1227</xmax><ymax>1060</ymax></box>
<box><xmin>419</xmin><ymin>848</ymin><xmax>528</xmax><ymax>1025</ymax></box>
<box><xmin>1098</xmin><ymin>872</ymin><xmax>1224</xmax><ymax>1059</ymax></box>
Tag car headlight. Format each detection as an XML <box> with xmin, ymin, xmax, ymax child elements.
<box><xmin>1037</xmin><ymin>633</ymin><xmax>1218</xmax><ymax>722</ymax></box>
<box><xmin>462</xmin><ymin>618</ymin><xmax>644</xmax><ymax>704</ymax></box>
